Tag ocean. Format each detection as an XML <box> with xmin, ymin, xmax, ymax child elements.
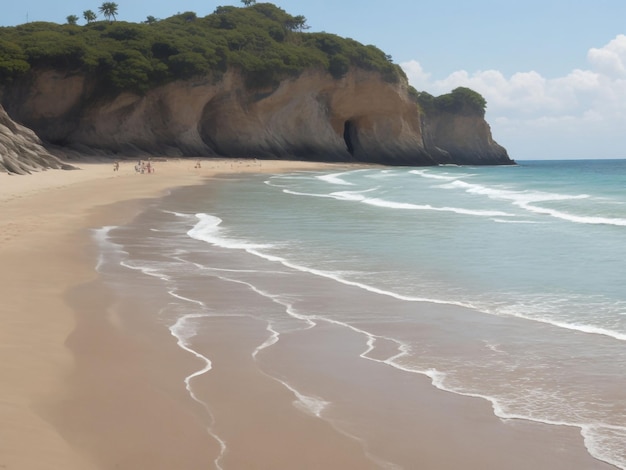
<box><xmin>95</xmin><ymin>159</ymin><xmax>626</xmax><ymax>469</ymax></box>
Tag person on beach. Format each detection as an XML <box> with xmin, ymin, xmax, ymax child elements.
<box><xmin>113</xmin><ymin>161</ymin><xmax>119</xmax><ymax>171</ymax></box>
<box><xmin>194</xmin><ymin>160</ymin><xmax>202</xmax><ymax>169</ymax></box>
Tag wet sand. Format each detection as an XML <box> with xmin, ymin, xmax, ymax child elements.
<box><xmin>0</xmin><ymin>158</ymin><xmax>615</xmax><ymax>469</ymax></box>
<box><xmin>0</xmin><ymin>158</ymin><xmax>336</xmax><ymax>469</ymax></box>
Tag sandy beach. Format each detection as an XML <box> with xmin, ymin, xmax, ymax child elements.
<box><xmin>0</xmin><ymin>158</ymin><xmax>615</xmax><ymax>469</ymax></box>
<box><xmin>0</xmin><ymin>158</ymin><xmax>337</xmax><ymax>469</ymax></box>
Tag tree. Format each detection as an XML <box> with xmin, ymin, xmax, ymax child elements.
<box><xmin>285</xmin><ymin>15</ymin><xmax>309</xmax><ymax>32</ymax></box>
<box><xmin>83</xmin><ymin>10</ymin><xmax>97</xmax><ymax>24</ymax></box>
<box><xmin>144</xmin><ymin>15</ymin><xmax>158</xmax><ymax>24</ymax></box>
<box><xmin>180</xmin><ymin>11</ymin><xmax>197</xmax><ymax>22</ymax></box>
<box><xmin>241</xmin><ymin>0</ymin><xmax>256</xmax><ymax>5</ymax></box>
<box><xmin>99</xmin><ymin>2</ymin><xmax>119</xmax><ymax>23</ymax></box>
<box><xmin>0</xmin><ymin>40</ymin><xmax>31</xmax><ymax>81</ymax></box>
<box><xmin>66</xmin><ymin>15</ymin><xmax>79</xmax><ymax>25</ymax></box>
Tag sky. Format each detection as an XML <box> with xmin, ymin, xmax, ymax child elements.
<box><xmin>2</xmin><ymin>1</ymin><xmax>626</xmax><ymax>159</ymax></box>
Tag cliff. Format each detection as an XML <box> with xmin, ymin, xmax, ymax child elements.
<box><xmin>422</xmin><ymin>109</ymin><xmax>510</xmax><ymax>165</ymax></box>
<box><xmin>0</xmin><ymin>104</ymin><xmax>74</xmax><ymax>174</ymax></box>
<box><xmin>0</xmin><ymin>3</ymin><xmax>513</xmax><ymax>172</ymax></box>
<box><xmin>0</xmin><ymin>66</ymin><xmax>511</xmax><ymax>171</ymax></box>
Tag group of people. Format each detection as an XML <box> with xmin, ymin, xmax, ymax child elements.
<box><xmin>134</xmin><ymin>160</ymin><xmax>154</xmax><ymax>174</ymax></box>
<box><xmin>113</xmin><ymin>159</ymin><xmax>156</xmax><ymax>173</ymax></box>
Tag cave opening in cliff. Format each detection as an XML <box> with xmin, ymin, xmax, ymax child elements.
<box><xmin>343</xmin><ymin>120</ymin><xmax>355</xmax><ymax>156</ymax></box>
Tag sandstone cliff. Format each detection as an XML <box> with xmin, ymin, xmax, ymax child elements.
<box><xmin>1</xmin><ymin>67</ymin><xmax>512</xmax><ymax>168</ymax></box>
<box><xmin>0</xmin><ymin>104</ymin><xmax>74</xmax><ymax>174</ymax></box>
<box><xmin>422</xmin><ymin>109</ymin><xmax>511</xmax><ymax>165</ymax></box>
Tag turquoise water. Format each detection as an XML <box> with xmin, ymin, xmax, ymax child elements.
<box><xmin>206</xmin><ymin>160</ymin><xmax>626</xmax><ymax>339</ymax></box>
<box><xmin>100</xmin><ymin>159</ymin><xmax>626</xmax><ymax>468</ymax></box>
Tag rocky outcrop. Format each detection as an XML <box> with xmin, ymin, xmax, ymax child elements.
<box><xmin>0</xmin><ymin>104</ymin><xmax>74</xmax><ymax>174</ymax></box>
<box><xmin>1</xmin><ymin>67</ymin><xmax>513</xmax><ymax>166</ymax></box>
<box><xmin>422</xmin><ymin>110</ymin><xmax>512</xmax><ymax>165</ymax></box>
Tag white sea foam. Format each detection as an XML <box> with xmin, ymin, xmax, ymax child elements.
<box><xmin>327</xmin><ymin>190</ymin><xmax>514</xmax><ymax>217</ymax></box>
<box><xmin>316</xmin><ymin>171</ymin><xmax>356</xmax><ymax>186</ymax></box>
<box><xmin>329</xmin><ymin>189</ymin><xmax>377</xmax><ymax>201</ymax></box>
<box><xmin>92</xmin><ymin>225</ymin><xmax>120</xmax><ymax>271</ymax></box>
<box><xmin>162</xmin><ymin>209</ymin><xmax>195</xmax><ymax>219</ymax></box>
<box><xmin>483</xmin><ymin>341</ymin><xmax>506</xmax><ymax>354</ymax></box>
<box><xmin>521</xmin><ymin>203</ymin><xmax>626</xmax><ymax>226</ymax></box>
<box><xmin>437</xmin><ymin>178</ymin><xmax>626</xmax><ymax>226</ymax></box>
<box><xmin>282</xmin><ymin>187</ymin><xmax>378</xmax><ymax>199</ymax></box>
<box><xmin>492</xmin><ymin>304</ymin><xmax>626</xmax><ymax>342</ymax></box>
<box><xmin>168</xmin><ymin>309</ymin><xmax>227</xmax><ymax>470</ymax></box>
<box><xmin>183</xmin><ymin>261</ymin><xmax>288</xmax><ymax>277</ymax></box>
<box><xmin>92</xmin><ymin>225</ymin><xmax>116</xmax><ymax>244</ymax></box>
<box><xmin>282</xmin><ymin>189</ymin><xmax>335</xmax><ymax>198</ymax></box>
<box><xmin>253</xmin><ymin>323</ymin><xmax>281</xmax><ymax>358</ymax></box>
<box><xmin>119</xmin><ymin>260</ymin><xmax>172</xmax><ymax>282</ymax></box>
<box><xmin>187</xmin><ymin>213</ymin><xmax>274</xmax><ymax>250</ymax></box>
<box><xmin>275</xmin><ymin>377</ymin><xmax>331</xmax><ymax>417</ymax></box>
<box><xmin>364</xmin><ymin>197</ymin><xmax>513</xmax><ymax>217</ymax></box>
<box><xmin>168</xmin><ymin>289</ymin><xmax>206</xmax><ymax>308</ymax></box>
<box><xmin>410</xmin><ymin>169</ymin><xmax>475</xmax><ymax>181</ymax></box>
<box><xmin>444</xmin><ymin>179</ymin><xmax>588</xmax><ymax>204</ymax></box>
<box><xmin>491</xmin><ymin>218</ymin><xmax>540</xmax><ymax>224</ymax></box>
<box><xmin>583</xmin><ymin>425</ymin><xmax>626</xmax><ymax>470</ymax></box>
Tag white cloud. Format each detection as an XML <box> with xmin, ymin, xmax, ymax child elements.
<box><xmin>587</xmin><ymin>34</ymin><xmax>626</xmax><ymax>78</ymax></box>
<box><xmin>400</xmin><ymin>35</ymin><xmax>626</xmax><ymax>159</ymax></box>
<box><xmin>400</xmin><ymin>60</ymin><xmax>431</xmax><ymax>91</ymax></box>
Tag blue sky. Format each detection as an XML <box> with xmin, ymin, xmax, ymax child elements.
<box><xmin>3</xmin><ymin>1</ymin><xmax>626</xmax><ymax>159</ymax></box>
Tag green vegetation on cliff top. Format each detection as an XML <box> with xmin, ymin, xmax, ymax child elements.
<box><xmin>0</xmin><ymin>2</ymin><xmax>401</xmax><ymax>92</ymax></box>
<box><xmin>0</xmin><ymin>2</ymin><xmax>487</xmax><ymax>115</ymax></box>
<box><xmin>413</xmin><ymin>87</ymin><xmax>487</xmax><ymax>117</ymax></box>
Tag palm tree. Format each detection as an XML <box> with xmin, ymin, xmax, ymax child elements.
<box><xmin>66</xmin><ymin>14</ymin><xmax>79</xmax><ymax>25</ymax></box>
<box><xmin>83</xmin><ymin>10</ymin><xmax>97</xmax><ymax>24</ymax></box>
<box><xmin>99</xmin><ymin>2</ymin><xmax>119</xmax><ymax>23</ymax></box>
<box><xmin>241</xmin><ymin>0</ymin><xmax>256</xmax><ymax>5</ymax></box>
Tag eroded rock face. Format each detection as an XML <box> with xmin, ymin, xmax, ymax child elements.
<box><xmin>422</xmin><ymin>110</ymin><xmax>511</xmax><ymax>165</ymax></box>
<box><xmin>2</xmin><ymin>67</ymin><xmax>513</xmax><ymax>166</ymax></box>
<box><xmin>0</xmin><ymin>104</ymin><xmax>72</xmax><ymax>174</ymax></box>
<box><xmin>197</xmin><ymin>69</ymin><xmax>435</xmax><ymax>164</ymax></box>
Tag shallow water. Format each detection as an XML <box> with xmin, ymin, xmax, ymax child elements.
<box><xmin>96</xmin><ymin>159</ymin><xmax>626</xmax><ymax>469</ymax></box>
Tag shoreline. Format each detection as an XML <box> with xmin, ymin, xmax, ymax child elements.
<box><xmin>0</xmin><ymin>158</ymin><xmax>339</xmax><ymax>469</ymax></box>
<box><xmin>0</xmin><ymin>158</ymin><xmax>616</xmax><ymax>469</ymax></box>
